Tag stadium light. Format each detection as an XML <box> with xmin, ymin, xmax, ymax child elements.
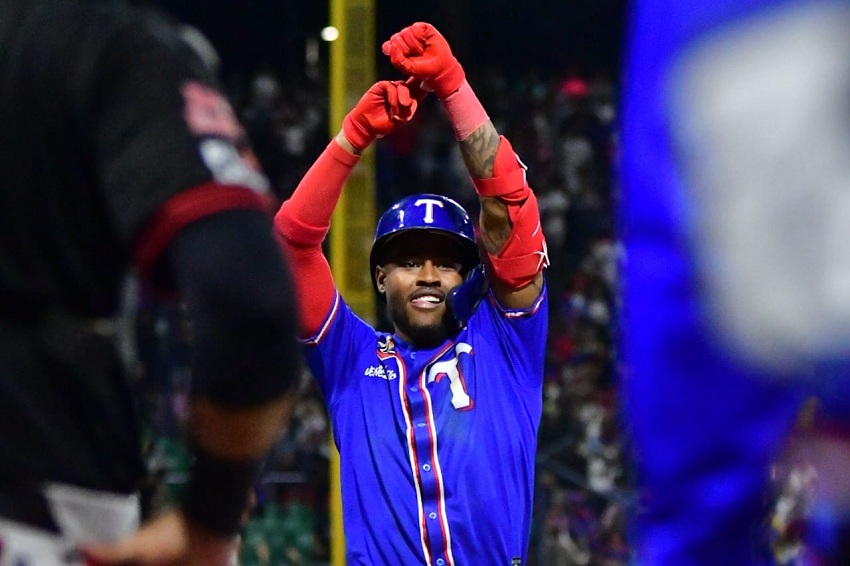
<box><xmin>321</xmin><ymin>26</ymin><xmax>340</xmax><ymax>42</ymax></box>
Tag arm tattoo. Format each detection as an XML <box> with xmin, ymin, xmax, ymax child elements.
<box><xmin>459</xmin><ymin>124</ymin><xmax>500</xmax><ymax>178</ymax></box>
<box><xmin>459</xmin><ymin>123</ymin><xmax>512</xmax><ymax>254</ymax></box>
<box><xmin>479</xmin><ymin>198</ymin><xmax>512</xmax><ymax>254</ymax></box>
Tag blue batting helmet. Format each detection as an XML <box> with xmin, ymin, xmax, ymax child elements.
<box><xmin>369</xmin><ymin>194</ymin><xmax>480</xmax><ymax>289</ymax></box>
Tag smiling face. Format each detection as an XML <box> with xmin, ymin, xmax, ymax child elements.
<box><xmin>375</xmin><ymin>231</ymin><xmax>466</xmax><ymax>348</ymax></box>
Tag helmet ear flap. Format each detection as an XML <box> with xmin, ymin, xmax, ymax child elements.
<box><xmin>446</xmin><ymin>264</ymin><xmax>488</xmax><ymax>329</ymax></box>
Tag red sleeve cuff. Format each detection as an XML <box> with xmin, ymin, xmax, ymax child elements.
<box><xmin>327</xmin><ymin>138</ymin><xmax>362</xmax><ymax>167</ymax></box>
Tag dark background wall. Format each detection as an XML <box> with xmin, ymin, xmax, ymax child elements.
<box><xmin>152</xmin><ymin>0</ymin><xmax>627</xmax><ymax>82</ymax></box>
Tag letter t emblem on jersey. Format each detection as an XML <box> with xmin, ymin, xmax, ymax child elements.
<box><xmin>427</xmin><ymin>342</ymin><xmax>473</xmax><ymax>409</ymax></box>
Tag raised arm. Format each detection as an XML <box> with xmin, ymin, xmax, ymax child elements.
<box><xmin>84</xmin><ymin>211</ymin><xmax>301</xmax><ymax>566</ymax></box>
<box><xmin>383</xmin><ymin>23</ymin><xmax>548</xmax><ymax>309</ymax></box>
<box><xmin>274</xmin><ymin>79</ymin><xmax>426</xmax><ymax>337</ymax></box>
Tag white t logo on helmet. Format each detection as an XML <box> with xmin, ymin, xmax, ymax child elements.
<box><xmin>414</xmin><ymin>198</ymin><xmax>445</xmax><ymax>224</ymax></box>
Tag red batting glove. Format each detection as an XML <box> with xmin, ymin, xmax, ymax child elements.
<box><xmin>342</xmin><ymin>79</ymin><xmax>427</xmax><ymax>150</ymax></box>
<box><xmin>381</xmin><ymin>22</ymin><xmax>465</xmax><ymax>99</ymax></box>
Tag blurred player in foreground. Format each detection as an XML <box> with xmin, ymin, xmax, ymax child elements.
<box><xmin>0</xmin><ymin>1</ymin><xmax>301</xmax><ymax>564</ymax></box>
<box><xmin>275</xmin><ymin>21</ymin><xmax>549</xmax><ymax>565</ymax></box>
<box><xmin>622</xmin><ymin>0</ymin><xmax>850</xmax><ymax>563</ymax></box>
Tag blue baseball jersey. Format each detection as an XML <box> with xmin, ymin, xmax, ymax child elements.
<box><xmin>303</xmin><ymin>286</ymin><xmax>547</xmax><ymax>565</ymax></box>
<box><xmin>623</xmin><ymin>0</ymin><xmax>850</xmax><ymax>563</ymax></box>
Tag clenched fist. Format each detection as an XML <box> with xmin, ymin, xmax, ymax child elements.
<box><xmin>381</xmin><ymin>22</ymin><xmax>465</xmax><ymax>99</ymax></box>
<box><xmin>342</xmin><ymin>78</ymin><xmax>427</xmax><ymax>150</ymax></box>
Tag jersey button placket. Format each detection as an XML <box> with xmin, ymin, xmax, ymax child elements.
<box><xmin>407</xmin><ymin>356</ymin><xmax>450</xmax><ymax>565</ymax></box>
<box><xmin>412</xmin><ymin>406</ymin><xmax>443</xmax><ymax>563</ymax></box>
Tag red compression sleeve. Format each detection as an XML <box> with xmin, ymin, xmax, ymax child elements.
<box><xmin>281</xmin><ymin>140</ymin><xmax>360</xmax><ymax>237</ymax></box>
<box><xmin>274</xmin><ymin>140</ymin><xmax>360</xmax><ymax>336</ymax></box>
<box><xmin>442</xmin><ymin>80</ymin><xmax>490</xmax><ymax>141</ymax></box>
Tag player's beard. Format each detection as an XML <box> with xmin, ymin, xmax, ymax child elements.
<box><xmin>387</xmin><ymin>293</ymin><xmax>455</xmax><ymax>349</ymax></box>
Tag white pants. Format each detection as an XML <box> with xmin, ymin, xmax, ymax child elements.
<box><xmin>0</xmin><ymin>483</ymin><xmax>139</xmax><ymax>566</ymax></box>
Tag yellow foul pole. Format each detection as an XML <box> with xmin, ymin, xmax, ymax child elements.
<box><xmin>328</xmin><ymin>1</ymin><xmax>376</xmax><ymax>564</ymax></box>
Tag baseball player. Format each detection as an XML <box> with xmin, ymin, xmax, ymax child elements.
<box><xmin>622</xmin><ymin>0</ymin><xmax>850</xmax><ymax>563</ymax></box>
<box><xmin>274</xmin><ymin>22</ymin><xmax>549</xmax><ymax>566</ymax></box>
<box><xmin>0</xmin><ymin>1</ymin><xmax>301</xmax><ymax>565</ymax></box>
